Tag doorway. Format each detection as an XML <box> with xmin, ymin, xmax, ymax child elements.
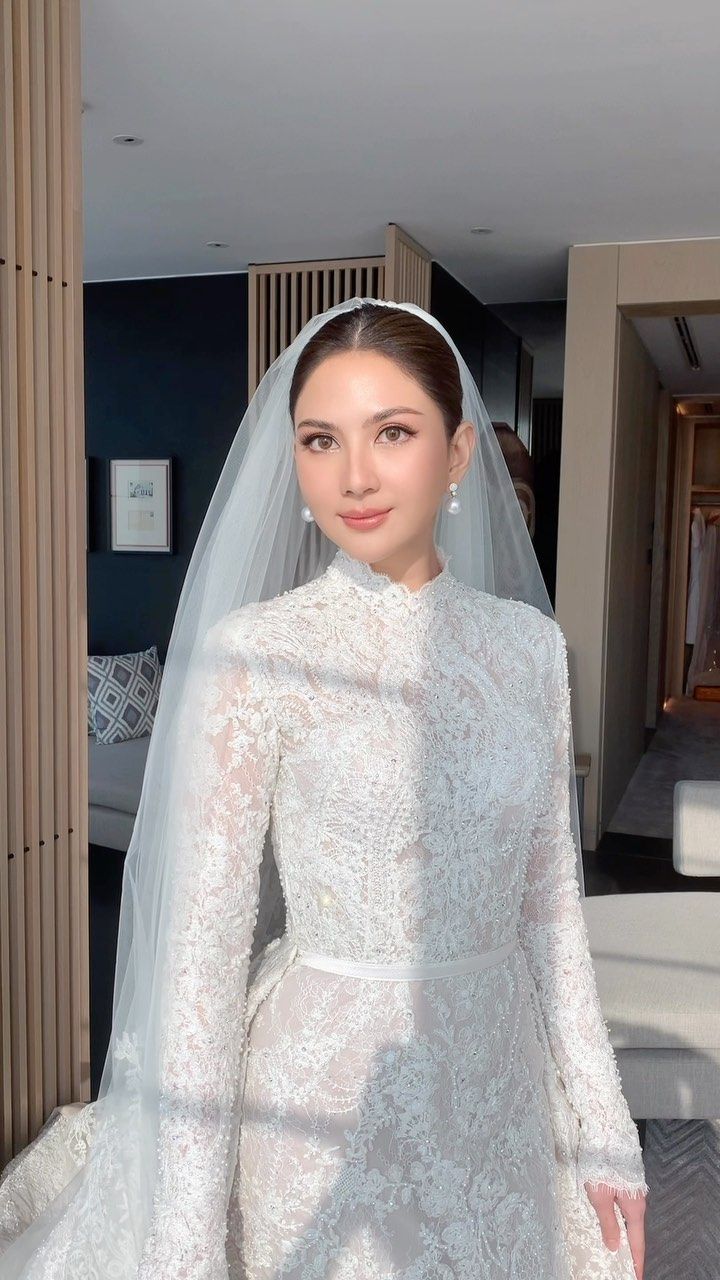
<box><xmin>558</xmin><ymin>236</ymin><xmax>720</xmax><ymax>865</ymax></box>
<box><xmin>607</xmin><ymin>387</ymin><xmax>720</xmax><ymax>848</ymax></box>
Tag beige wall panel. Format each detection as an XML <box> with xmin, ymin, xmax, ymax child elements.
<box><xmin>618</xmin><ymin>238</ymin><xmax>720</xmax><ymax>312</ymax></box>
<box><xmin>601</xmin><ymin>315</ymin><xmax>659</xmax><ymax>831</ymax></box>
<box><xmin>556</xmin><ymin>244</ymin><xmax>620</xmax><ymax>846</ymax></box>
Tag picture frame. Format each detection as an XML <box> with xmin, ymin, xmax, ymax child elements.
<box><xmin>109</xmin><ymin>458</ymin><xmax>173</xmax><ymax>553</ymax></box>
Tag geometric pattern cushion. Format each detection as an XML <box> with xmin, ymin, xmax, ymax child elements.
<box><xmin>87</xmin><ymin>645</ymin><xmax>162</xmax><ymax>745</ymax></box>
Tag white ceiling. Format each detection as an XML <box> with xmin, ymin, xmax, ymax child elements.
<box><xmin>82</xmin><ymin>0</ymin><xmax>720</xmax><ymax>301</ymax></box>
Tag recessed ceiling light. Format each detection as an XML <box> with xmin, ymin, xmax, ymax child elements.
<box><xmin>206</xmin><ymin>241</ymin><xmax>229</xmax><ymax>248</ymax></box>
<box><xmin>112</xmin><ymin>134</ymin><xmax>144</xmax><ymax>145</ymax></box>
<box><xmin>470</xmin><ymin>227</ymin><xmax>493</xmax><ymax>235</ymax></box>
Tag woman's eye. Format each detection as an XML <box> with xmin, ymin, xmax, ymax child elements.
<box><xmin>299</xmin><ymin>425</ymin><xmax>416</xmax><ymax>452</ymax></box>
<box><xmin>379</xmin><ymin>425</ymin><xmax>414</xmax><ymax>443</ymax></box>
<box><xmin>301</xmin><ymin>433</ymin><xmax>336</xmax><ymax>451</ymax></box>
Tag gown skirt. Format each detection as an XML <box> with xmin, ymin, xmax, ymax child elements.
<box><xmin>0</xmin><ymin>931</ymin><xmax>641</xmax><ymax>1280</ymax></box>
<box><xmin>225</xmin><ymin>931</ymin><xmax>640</xmax><ymax>1280</ymax></box>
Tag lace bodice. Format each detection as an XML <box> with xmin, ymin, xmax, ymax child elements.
<box><xmin>132</xmin><ymin>543</ymin><xmax>647</xmax><ymax>1278</ymax></box>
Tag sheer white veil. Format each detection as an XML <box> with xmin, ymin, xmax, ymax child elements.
<box><xmin>0</xmin><ymin>296</ymin><xmax>585</xmax><ymax>1277</ymax></box>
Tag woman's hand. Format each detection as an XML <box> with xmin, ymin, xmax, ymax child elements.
<box><xmin>584</xmin><ymin>1182</ymin><xmax>646</xmax><ymax>1280</ymax></box>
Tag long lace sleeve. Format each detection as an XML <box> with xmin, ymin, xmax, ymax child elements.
<box><xmin>136</xmin><ymin>614</ymin><xmax>281</xmax><ymax>1279</ymax></box>
<box><xmin>519</xmin><ymin>618</ymin><xmax>649</xmax><ymax>1199</ymax></box>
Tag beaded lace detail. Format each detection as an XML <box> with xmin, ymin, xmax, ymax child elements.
<box><xmin>327</xmin><ymin>543</ymin><xmax>455</xmax><ymax>609</ymax></box>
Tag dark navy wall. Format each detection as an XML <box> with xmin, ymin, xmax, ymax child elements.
<box><xmin>84</xmin><ymin>272</ymin><xmax>248</xmax><ymax>660</ymax></box>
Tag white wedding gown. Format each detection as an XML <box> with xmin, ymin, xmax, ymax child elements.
<box><xmin>0</xmin><ymin>544</ymin><xmax>648</xmax><ymax>1279</ymax></box>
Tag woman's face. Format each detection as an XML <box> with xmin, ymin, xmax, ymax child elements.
<box><xmin>293</xmin><ymin>349</ymin><xmax>474</xmax><ymax>563</ymax></box>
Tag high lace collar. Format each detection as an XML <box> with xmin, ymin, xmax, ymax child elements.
<box><xmin>327</xmin><ymin>543</ymin><xmax>456</xmax><ymax>612</ymax></box>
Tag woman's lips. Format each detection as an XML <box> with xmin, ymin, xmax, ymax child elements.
<box><xmin>340</xmin><ymin>508</ymin><xmax>392</xmax><ymax>530</ymax></box>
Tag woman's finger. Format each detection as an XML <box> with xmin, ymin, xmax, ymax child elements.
<box><xmin>617</xmin><ymin>1190</ymin><xmax>647</xmax><ymax>1280</ymax></box>
<box><xmin>584</xmin><ymin>1184</ymin><xmax>622</xmax><ymax>1252</ymax></box>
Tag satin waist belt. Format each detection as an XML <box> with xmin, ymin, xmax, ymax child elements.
<box><xmin>294</xmin><ymin>936</ymin><xmax>519</xmax><ymax>981</ymax></box>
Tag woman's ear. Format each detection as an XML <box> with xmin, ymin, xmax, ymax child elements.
<box><xmin>450</xmin><ymin>420</ymin><xmax>477</xmax><ymax>482</ymax></box>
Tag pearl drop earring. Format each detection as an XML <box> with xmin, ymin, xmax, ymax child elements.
<box><xmin>445</xmin><ymin>482</ymin><xmax>461</xmax><ymax>515</ymax></box>
<box><xmin>301</xmin><ymin>504</ymin><xmax>315</xmax><ymax>523</ymax></box>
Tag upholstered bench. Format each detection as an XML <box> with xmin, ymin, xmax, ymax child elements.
<box><xmin>673</xmin><ymin>779</ymin><xmax>720</xmax><ymax>876</ymax></box>
<box><xmin>582</xmin><ymin>891</ymin><xmax>720</xmax><ymax>1120</ymax></box>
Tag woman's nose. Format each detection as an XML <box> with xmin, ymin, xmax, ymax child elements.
<box><xmin>340</xmin><ymin>455</ymin><xmax>380</xmax><ymax>495</ymax></box>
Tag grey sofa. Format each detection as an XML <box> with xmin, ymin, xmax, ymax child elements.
<box><xmin>583</xmin><ymin>889</ymin><xmax>720</xmax><ymax>1122</ymax></box>
<box><xmin>88</xmin><ymin>732</ymin><xmax>150</xmax><ymax>851</ymax></box>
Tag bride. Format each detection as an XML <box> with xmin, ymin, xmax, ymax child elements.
<box><xmin>0</xmin><ymin>298</ymin><xmax>647</xmax><ymax>1279</ymax></box>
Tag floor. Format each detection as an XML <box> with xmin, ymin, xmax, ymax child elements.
<box><xmin>585</xmin><ymin>693</ymin><xmax>720</xmax><ymax>896</ymax></box>
<box><xmin>606</xmin><ymin>695</ymin><xmax>720</xmax><ymax>840</ymax></box>
<box><xmin>642</xmin><ymin>1117</ymin><xmax>720</xmax><ymax>1279</ymax></box>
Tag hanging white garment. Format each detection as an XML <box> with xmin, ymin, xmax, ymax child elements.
<box><xmin>686</xmin><ymin>523</ymin><xmax>720</xmax><ymax>695</ymax></box>
<box><xmin>686</xmin><ymin>508</ymin><xmax>706</xmax><ymax>644</ymax></box>
<box><xmin>0</xmin><ymin>546</ymin><xmax>647</xmax><ymax>1279</ymax></box>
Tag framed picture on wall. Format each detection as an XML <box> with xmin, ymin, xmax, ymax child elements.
<box><xmin>109</xmin><ymin>458</ymin><xmax>173</xmax><ymax>553</ymax></box>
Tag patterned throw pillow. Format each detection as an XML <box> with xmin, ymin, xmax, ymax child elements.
<box><xmin>87</xmin><ymin>661</ymin><xmax>164</xmax><ymax>734</ymax></box>
<box><xmin>88</xmin><ymin>646</ymin><xmax>162</xmax><ymax>745</ymax></box>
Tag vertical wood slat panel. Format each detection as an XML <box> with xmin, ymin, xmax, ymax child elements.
<box><xmin>302</xmin><ymin>270</ymin><xmax>310</xmax><ymax>329</ymax></box>
<box><xmin>269</xmin><ymin>272</ymin><xmax>277</xmax><ymax>364</ymax></box>
<box><xmin>300</xmin><ymin>271</ymin><xmax>310</xmax><ymax>328</ymax></box>
<box><xmin>279</xmin><ymin>273</ymin><xmax>288</xmax><ymax>354</ymax></box>
<box><xmin>289</xmin><ymin>273</ymin><xmax>298</xmax><ymax>348</ymax></box>
<box><xmin>248</xmin><ymin>257</ymin><xmax>385</xmax><ymax>390</ymax></box>
<box><xmin>60</xmin><ymin>0</ymin><xmax>89</xmax><ymax>1105</ymax></box>
<box><xmin>46</xmin><ymin>0</ymin><xmax>71</xmax><ymax>1100</ymax></box>
<box><xmin>13</xmin><ymin>0</ymin><xmax>44</xmax><ymax>1145</ymax></box>
<box><xmin>30</xmin><ymin>0</ymin><xmax>59</xmax><ymax>1119</ymax></box>
<box><xmin>257</xmin><ymin>272</ymin><xmax>267</xmax><ymax>394</ymax></box>
<box><xmin>248</xmin><ymin>239</ymin><xmax>427</xmax><ymax>392</ymax></box>
<box><xmin>1</xmin><ymin>0</ymin><xmax>87</xmax><ymax>1165</ymax></box>
<box><xmin>0</xmin><ymin>0</ymin><xmax>17</xmax><ymax>1162</ymax></box>
<box><xmin>247</xmin><ymin>268</ymin><xmax>257</xmax><ymax>408</ymax></box>
<box><xmin>384</xmin><ymin>223</ymin><xmax>431</xmax><ymax>308</ymax></box>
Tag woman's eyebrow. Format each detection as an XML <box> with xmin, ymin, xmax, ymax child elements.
<box><xmin>296</xmin><ymin>405</ymin><xmax>425</xmax><ymax>432</ymax></box>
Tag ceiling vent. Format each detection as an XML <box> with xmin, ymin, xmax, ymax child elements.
<box><xmin>672</xmin><ymin>316</ymin><xmax>701</xmax><ymax>371</ymax></box>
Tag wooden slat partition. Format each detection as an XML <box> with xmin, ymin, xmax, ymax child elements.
<box><xmin>249</xmin><ymin>227</ymin><xmax>433</xmax><ymax>392</ymax></box>
<box><xmin>384</xmin><ymin>222</ymin><xmax>431</xmax><ymax>309</ymax></box>
<box><xmin>0</xmin><ymin>0</ymin><xmax>88</xmax><ymax>1167</ymax></box>
<box><xmin>248</xmin><ymin>257</ymin><xmax>386</xmax><ymax>395</ymax></box>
